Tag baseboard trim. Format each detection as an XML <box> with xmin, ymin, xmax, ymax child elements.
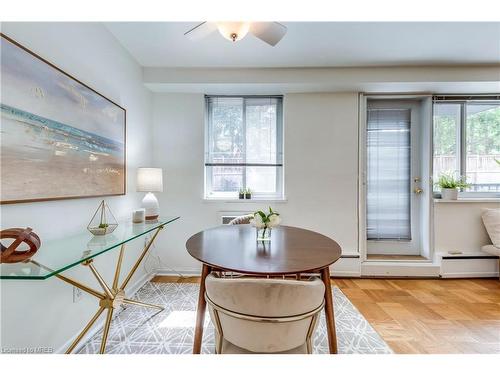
<box><xmin>331</xmin><ymin>271</ymin><xmax>362</xmax><ymax>277</ymax></box>
<box><xmin>440</xmin><ymin>272</ymin><xmax>500</xmax><ymax>278</ymax></box>
<box><xmin>442</xmin><ymin>256</ymin><xmax>498</xmax><ymax>260</ymax></box>
<box><xmin>155</xmin><ymin>267</ymin><xmax>201</xmax><ymax>277</ymax></box>
<box><xmin>55</xmin><ymin>271</ymin><xmax>154</xmax><ymax>354</ymax></box>
<box><xmin>153</xmin><ymin>262</ymin><xmax>499</xmax><ymax>280</ymax></box>
<box><xmin>154</xmin><ymin>268</ymin><xmax>362</xmax><ymax>278</ymax></box>
<box><xmin>439</xmin><ymin>257</ymin><xmax>499</xmax><ymax>279</ymax></box>
<box><xmin>361</xmin><ymin>262</ymin><xmax>440</xmax><ymax>277</ymax></box>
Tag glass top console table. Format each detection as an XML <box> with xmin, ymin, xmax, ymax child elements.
<box><xmin>0</xmin><ymin>216</ymin><xmax>179</xmax><ymax>353</ymax></box>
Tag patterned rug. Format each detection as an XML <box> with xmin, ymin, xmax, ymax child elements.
<box><xmin>78</xmin><ymin>282</ymin><xmax>392</xmax><ymax>354</ymax></box>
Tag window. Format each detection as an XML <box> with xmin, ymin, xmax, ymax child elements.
<box><xmin>433</xmin><ymin>98</ymin><xmax>500</xmax><ymax>196</ymax></box>
<box><xmin>205</xmin><ymin>96</ymin><xmax>284</xmax><ymax>199</ymax></box>
<box><xmin>367</xmin><ymin>108</ymin><xmax>411</xmax><ymax>240</ymax></box>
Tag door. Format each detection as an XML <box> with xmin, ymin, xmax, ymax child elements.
<box><xmin>366</xmin><ymin>100</ymin><xmax>424</xmax><ymax>255</ymax></box>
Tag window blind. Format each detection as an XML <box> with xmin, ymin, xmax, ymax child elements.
<box><xmin>204</xmin><ymin>96</ymin><xmax>284</xmax><ymax>196</ymax></box>
<box><xmin>432</xmin><ymin>94</ymin><xmax>500</xmax><ymax>102</ymax></box>
<box><xmin>205</xmin><ymin>96</ymin><xmax>283</xmax><ymax>167</ymax></box>
<box><xmin>367</xmin><ymin>108</ymin><xmax>411</xmax><ymax>241</ymax></box>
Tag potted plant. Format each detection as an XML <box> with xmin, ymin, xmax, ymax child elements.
<box><xmin>245</xmin><ymin>188</ymin><xmax>252</xmax><ymax>199</ymax></box>
<box><xmin>435</xmin><ymin>172</ymin><xmax>469</xmax><ymax>200</ymax></box>
<box><xmin>250</xmin><ymin>207</ymin><xmax>281</xmax><ymax>241</ymax></box>
<box><xmin>238</xmin><ymin>188</ymin><xmax>245</xmax><ymax>199</ymax></box>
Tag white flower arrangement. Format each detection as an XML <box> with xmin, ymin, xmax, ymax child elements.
<box><xmin>250</xmin><ymin>207</ymin><xmax>281</xmax><ymax>230</ymax></box>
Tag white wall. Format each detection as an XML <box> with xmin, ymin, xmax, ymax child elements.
<box><xmin>0</xmin><ymin>23</ymin><xmax>157</xmax><ymax>352</ymax></box>
<box><xmin>152</xmin><ymin>92</ymin><xmax>360</xmax><ymax>274</ymax></box>
<box><xmin>434</xmin><ymin>202</ymin><xmax>500</xmax><ymax>253</ymax></box>
<box><xmin>152</xmin><ymin>91</ymin><xmax>500</xmax><ymax>277</ymax></box>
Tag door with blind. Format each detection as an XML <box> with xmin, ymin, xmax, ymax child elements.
<box><xmin>366</xmin><ymin>100</ymin><xmax>423</xmax><ymax>255</ymax></box>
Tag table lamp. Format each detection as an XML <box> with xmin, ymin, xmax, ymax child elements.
<box><xmin>137</xmin><ymin>167</ymin><xmax>163</xmax><ymax>220</ymax></box>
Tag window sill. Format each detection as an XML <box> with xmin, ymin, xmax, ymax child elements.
<box><xmin>434</xmin><ymin>198</ymin><xmax>500</xmax><ymax>203</ymax></box>
<box><xmin>203</xmin><ymin>197</ymin><xmax>287</xmax><ymax>203</ymax></box>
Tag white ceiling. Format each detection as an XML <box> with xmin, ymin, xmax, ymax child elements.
<box><xmin>106</xmin><ymin>22</ymin><xmax>500</xmax><ymax>68</ymax></box>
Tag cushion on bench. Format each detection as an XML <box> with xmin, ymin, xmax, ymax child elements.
<box><xmin>481</xmin><ymin>244</ymin><xmax>500</xmax><ymax>257</ymax></box>
<box><xmin>482</xmin><ymin>208</ymin><xmax>500</xmax><ymax>248</ymax></box>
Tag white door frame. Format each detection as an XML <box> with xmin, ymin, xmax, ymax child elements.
<box><xmin>358</xmin><ymin>93</ymin><xmax>434</xmax><ymax>263</ymax></box>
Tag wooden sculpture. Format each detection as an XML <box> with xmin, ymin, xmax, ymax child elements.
<box><xmin>0</xmin><ymin>227</ymin><xmax>41</xmax><ymax>263</ymax></box>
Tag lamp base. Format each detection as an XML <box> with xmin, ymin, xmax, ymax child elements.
<box><xmin>142</xmin><ymin>192</ymin><xmax>159</xmax><ymax>221</ymax></box>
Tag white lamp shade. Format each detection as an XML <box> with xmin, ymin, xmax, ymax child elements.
<box><xmin>137</xmin><ymin>168</ymin><xmax>163</xmax><ymax>192</ymax></box>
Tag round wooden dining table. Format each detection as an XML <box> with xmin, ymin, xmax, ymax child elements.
<box><xmin>186</xmin><ymin>224</ymin><xmax>342</xmax><ymax>354</ymax></box>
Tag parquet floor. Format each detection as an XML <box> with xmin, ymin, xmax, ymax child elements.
<box><xmin>151</xmin><ymin>276</ymin><xmax>500</xmax><ymax>354</ymax></box>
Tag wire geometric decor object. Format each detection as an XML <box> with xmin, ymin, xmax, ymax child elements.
<box><xmin>87</xmin><ymin>200</ymin><xmax>118</xmax><ymax>236</ymax></box>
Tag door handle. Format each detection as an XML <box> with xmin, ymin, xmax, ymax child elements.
<box><xmin>414</xmin><ymin>188</ymin><xmax>423</xmax><ymax>194</ymax></box>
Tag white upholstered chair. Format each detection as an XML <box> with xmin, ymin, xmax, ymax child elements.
<box><xmin>205</xmin><ymin>274</ymin><xmax>325</xmax><ymax>354</ymax></box>
<box><xmin>220</xmin><ymin>214</ymin><xmax>254</xmax><ymax>278</ymax></box>
<box><xmin>227</xmin><ymin>214</ymin><xmax>254</xmax><ymax>225</ymax></box>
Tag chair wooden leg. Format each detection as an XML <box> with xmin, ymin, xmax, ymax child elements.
<box><xmin>306</xmin><ymin>338</ymin><xmax>313</xmax><ymax>354</ymax></box>
<box><xmin>193</xmin><ymin>264</ymin><xmax>211</xmax><ymax>354</ymax></box>
<box><xmin>320</xmin><ymin>267</ymin><xmax>338</xmax><ymax>354</ymax></box>
<box><xmin>212</xmin><ymin>310</ymin><xmax>224</xmax><ymax>354</ymax></box>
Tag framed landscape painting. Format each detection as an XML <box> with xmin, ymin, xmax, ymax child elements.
<box><xmin>0</xmin><ymin>34</ymin><xmax>126</xmax><ymax>204</ymax></box>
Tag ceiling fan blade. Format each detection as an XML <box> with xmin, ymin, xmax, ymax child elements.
<box><xmin>250</xmin><ymin>22</ymin><xmax>287</xmax><ymax>46</ymax></box>
<box><xmin>184</xmin><ymin>22</ymin><xmax>217</xmax><ymax>41</ymax></box>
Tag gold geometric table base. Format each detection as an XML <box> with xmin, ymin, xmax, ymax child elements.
<box><xmin>31</xmin><ymin>225</ymin><xmax>164</xmax><ymax>354</ymax></box>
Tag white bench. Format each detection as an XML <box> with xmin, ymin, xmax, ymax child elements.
<box><xmin>481</xmin><ymin>245</ymin><xmax>500</xmax><ymax>280</ymax></box>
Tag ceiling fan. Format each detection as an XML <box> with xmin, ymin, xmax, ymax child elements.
<box><xmin>184</xmin><ymin>22</ymin><xmax>287</xmax><ymax>46</ymax></box>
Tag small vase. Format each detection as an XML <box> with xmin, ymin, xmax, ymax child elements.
<box><xmin>441</xmin><ymin>188</ymin><xmax>458</xmax><ymax>200</ymax></box>
<box><xmin>256</xmin><ymin>227</ymin><xmax>272</xmax><ymax>241</ymax></box>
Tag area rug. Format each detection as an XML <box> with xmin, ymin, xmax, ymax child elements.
<box><xmin>78</xmin><ymin>282</ymin><xmax>392</xmax><ymax>354</ymax></box>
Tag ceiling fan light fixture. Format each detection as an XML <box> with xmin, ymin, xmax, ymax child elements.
<box><xmin>216</xmin><ymin>22</ymin><xmax>250</xmax><ymax>42</ymax></box>
<box><xmin>184</xmin><ymin>21</ymin><xmax>287</xmax><ymax>46</ymax></box>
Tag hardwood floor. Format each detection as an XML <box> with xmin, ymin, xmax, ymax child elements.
<box><xmin>331</xmin><ymin>278</ymin><xmax>500</xmax><ymax>354</ymax></box>
<box><xmin>151</xmin><ymin>275</ymin><xmax>500</xmax><ymax>354</ymax></box>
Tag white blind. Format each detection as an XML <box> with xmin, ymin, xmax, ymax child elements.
<box><xmin>367</xmin><ymin>108</ymin><xmax>411</xmax><ymax>240</ymax></box>
<box><xmin>205</xmin><ymin>96</ymin><xmax>283</xmax><ymax>167</ymax></box>
<box><xmin>204</xmin><ymin>96</ymin><xmax>283</xmax><ymax>195</ymax></box>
